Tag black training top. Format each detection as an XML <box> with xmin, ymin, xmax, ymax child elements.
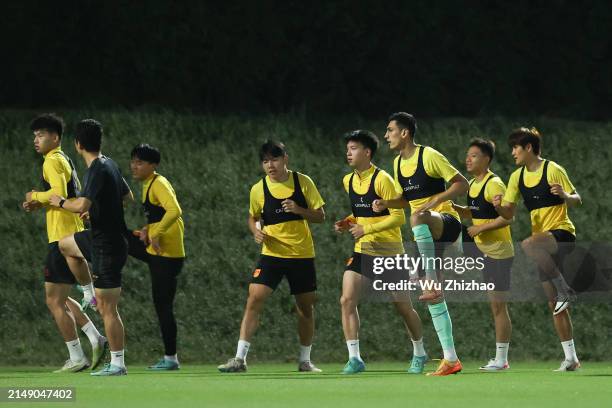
<box><xmin>518</xmin><ymin>160</ymin><xmax>564</xmax><ymax>212</ymax></box>
<box><xmin>396</xmin><ymin>146</ymin><xmax>446</xmax><ymax>201</ymax></box>
<box><xmin>468</xmin><ymin>174</ymin><xmax>499</xmax><ymax>220</ymax></box>
<box><xmin>81</xmin><ymin>155</ymin><xmax>130</xmax><ymax>240</ymax></box>
<box><xmin>143</xmin><ymin>175</ymin><xmax>166</xmax><ymax>224</ymax></box>
<box><xmin>348</xmin><ymin>168</ymin><xmax>390</xmax><ymax>218</ymax></box>
<box><xmin>261</xmin><ymin>171</ymin><xmax>308</xmax><ymax>226</ymax></box>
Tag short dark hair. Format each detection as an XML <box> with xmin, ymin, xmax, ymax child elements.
<box><xmin>388</xmin><ymin>112</ymin><xmax>417</xmax><ymax>139</ymax></box>
<box><xmin>508</xmin><ymin>127</ymin><xmax>541</xmax><ymax>155</ymax></box>
<box><xmin>131</xmin><ymin>143</ymin><xmax>161</xmax><ymax>164</ymax></box>
<box><xmin>468</xmin><ymin>138</ymin><xmax>495</xmax><ymax>163</ymax></box>
<box><xmin>259</xmin><ymin>140</ymin><xmax>287</xmax><ymax>161</ymax></box>
<box><xmin>75</xmin><ymin>119</ymin><xmax>103</xmax><ymax>152</ymax></box>
<box><xmin>344</xmin><ymin>130</ymin><xmax>379</xmax><ymax>159</ymax></box>
<box><xmin>30</xmin><ymin>113</ymin><xmax>64</xmax><ymax>138</ymax></box>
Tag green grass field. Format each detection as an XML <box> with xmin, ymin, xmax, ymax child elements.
<box><xmin>2</xmin><ymin>362</ymin><xmax>611</xmax><ymax>407</ymax></box>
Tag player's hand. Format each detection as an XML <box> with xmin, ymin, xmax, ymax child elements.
<box><xmin>372</xmin><ymin>199</ymin><xmax>387</xmax><ymax>213</ymax></box>
<box><xmin>25</xmin><ymin>190</ymin><xmax>37</xmax><ymax>202</ymax></box>
<box><xmin>281</xmin><ymin>199</ymin><xmax>302</xmax><ymax>214</ymax></box>
<box><xmin>79</xmin><ymin>211</ymin><xmax>90</xmax><ymax>221</ymax></box>
<box><xmin>49</xmin><ymin>194</ymin><xmax>64</xmax><ymax>207</ymax></box>
<box><xmin>253</xmin><ymin>228</ymin><xmax>267</xmax><ymax>244</ymax></box>
<box><xmin>467</xmin><ymin>225</ymin><xmax>482</xmax><ymax>238</ymax></box>
<box><xmin>150</xmin><ymin>236</ymin><xmax>162</xmax><ymax>255</ymax></box>
<box><xmin>492</xmin><ymin>194</ymin><xmax>503</xmax><ymax>208</ymax></box>
<box><xmin>22</xmin><ymin>200</ymin><xmax>42</xmax><ymax>212</ymax></box>
<box><xmin>349</xmin><ymin>223</ymin><xmax>365</xmax><ymax>239</ymax></box>
<box><xmin>334</xmin><ymin>219</ymin><xmax>350</xmax><ymax>233</ymax></box>
<box><xmin>138</xmin><ymin>226</ymin><xmax>150</xmax><ymax>245</ymax></box>
<box><xmin>550</xmin><ymin>183</ymin><xmax>568</xmax><ymax>200</ymax></box>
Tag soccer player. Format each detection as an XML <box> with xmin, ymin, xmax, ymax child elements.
<box><xmin>493</xmin><ymin>127</ymin><xmax>582</xmax><ymax>371</ymax></box>
<box><xmin>335</xmin><ymin>130</ymin><xmax>427</xmax><ymax>374</ymax></box>
<box><xmin>373</xmin><ymin>112</ymin><xmax>468</xmax><ymax>376</ymax></box>
<box><xmin>451</xmin><ymin>138</ymin><xmax>514</xmax><ymax>371</ymax></box>
<box><xmin>129</xmin><ymin>144</ymin><xmax>185</xmax><ymax>370</ymax></box>
<box><xmin>22</xmin><ymin>113</ymin><xmax>107</xmax><ymax>373</ymax></box>
<box><xmin>50</xmin><ymin>119</ymin><xmax>133</xmax><ymax>376</ymax></box>
<box><xmin>218</xmin><ymin>141</ymin><xmax>325</xmax><ymax>373</ymax></box>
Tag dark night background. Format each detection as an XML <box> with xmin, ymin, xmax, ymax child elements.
<box><xmin>2</xmin><ymin>0</ymin><xmax>611</xmax><ymax>118</ymax></box>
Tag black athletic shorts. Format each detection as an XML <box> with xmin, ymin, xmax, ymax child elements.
<box><xmin>538</xmin><ymin>229</ymin><xmax>576</xmax><ymax>282</ymax></box>
<box><xmin>44</xmin><ymin>242</ymin><xmax>76</xmax><ymax>285</ymax></box>
<box><xmin>251</xmin><ymin>255</ymin><xmax>316</xmax><ymax>295</ymax></box>
<box><xmin>481</xmin><ymin>255</ymin><xmax>513</xmax><ymax>292</ymax></box>
<box><xmin>345</xmin><ymin>252</ymin><xmax>408</xmax><ymax>283</ymax></box>
<box><xmin>437</xmin><ymin>213</ymin><xmax>462</xmax><ymax>243</ymax></box>
<box><xmin>74</xmin><ymin>229</ymin><xmax>128</xmax><ymax>289</ymax></box>
<box><xmin>148</xmin><ymin>255</ymin><xmax>184</xmax><ymax>277</ymax></box>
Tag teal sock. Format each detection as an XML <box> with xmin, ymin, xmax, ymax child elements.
<box><xmin>428</xmin><ymin>301</ymin><xmax>458</xmax><ymax>361</ymax></box>
<box><xmin>412</xmin><ymin>224</ymin><xmax>436</xmax><ymax>280</ymax></box>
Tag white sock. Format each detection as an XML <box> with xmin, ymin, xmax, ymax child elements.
<box><xmin>164</xmin><ymin>354</ymin><xmax>178</xmax><ymax>363</ymax></box>
<box><xmin>235</xmin><ymin>340</ymin><xmax>250</xmax><ymax>361</ymax></box>
<box><xmin>561</xmin><ymin>339</ymin><xmax>578</xmax><ymax>362</ymax></box>
<box><xmin>495</xmin><ymin>342</ymin><xmax>509</xmax><ymax>363</ymax></box>
<box><xmin>81</xmin><ymin>321</ymin><xmax>102</xmax><ymax>347</ymax></box>
<box><xmin>110</xmin><ymin>350</ymin><xmax>125</xmax><ymax>368</ymax></box>
<box><xmin>346</xmin><ymin>340</ymin><xmax>361</xmax><ymax>360</ymax></box>
<box><xmin>443</xmin><ymin>348</ymin><xmax>458</xmax><ymax>362</ymax></box>
<box><xmin>411</xmin><ymin>338</ymin><xmax>426</xmax><ymax>357</ymax></box>
<box><xmin>81</xmin><ymin>283</ymin><xmax>95</xmax><ymax>301</ymax></box>
<box><xmin>299</xmin><ymin>344</ymin><xmax>312</xmax><ymax>363</ymax></box>
<box><xmin>66</xmin><ymin>338</ymin><xmax>85</xmax><ymax>362</ymax></box>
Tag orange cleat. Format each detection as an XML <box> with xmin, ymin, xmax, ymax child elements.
<box><xmin>418</xmin><ymin>289</ymin><xmax>443</xmax><ymax>302</ymax></box>
<box><xmin>426</xmin><ymin>359</ymin><xmax>462</xmax><ymax>376</ymax></box>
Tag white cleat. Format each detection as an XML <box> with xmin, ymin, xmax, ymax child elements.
<box><xmin>298</xmin><ymin>361</ymin><xmax>322</xmax><ymax>372</ymax></box>
<box><xmin>53</xmin><ymin>358</ymin><xmax>90</xmax><ymax>373</ymax></box>
<box><xmin>554</xmin><ymin>359</ymin><xmax>581</xmax><ymax>372</ymax></box>
<box><xmin>479</xmin><ymin>359</ymin><xmax>509</xmax><ymax>372</ymax></box>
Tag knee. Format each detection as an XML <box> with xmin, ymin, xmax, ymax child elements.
<box><xmin>296</xmin><ymin>302</ymin><xmax>314</xmax><ymax>319</ymax></box>
<box><xmin>490</xmin><ymin>302</ymin><xmax>507</xmax><ymax>317</ymax></box>
<box><xmin>246</xmin><ymin>294</ymin><xmax>266</xmax><ymax>311</ymax></box>
<box><xmin>521</xmin><ymin>238</ymin><xmax>535</xmax><ymax>255</ymax></box>
<box><xmin>45</xmin><ymin>296</ymin><xmax>63</xmax><ymax>313</ymax></box>
<box><xmin>58</xmin><ymin>237</ymin><xmax>72</xmax><ymax>256</ymax></box>
<box><xmin>410</xmin><ymin>212</ymin><xmax>428</xmax><ymax>227</ymax></box>
<box><xmin>340</xmin><ymin>294</ymin><xmax>356</xmax><ymax>310</ymax></box>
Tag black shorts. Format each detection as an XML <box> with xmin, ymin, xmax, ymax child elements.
<box><xmin>538</xmin><ymin>229</ymin><xmax>577</xmax><ymax>282</ymax></box>
<box><xmin>75</xmin><ymin>230</ymin><xmax>127</xmax><ymax>289</ymax></box>
<box><xmin>124</xmin><ymin>229</ymin><xmax>151</xmax><ymax>263</ymax></box>
<box><xmin>345</xmin><ymin>252</ymin><xmax>408</xmax><ymax>282</ymax></box>
<box><xmin>44</xmin><ymin>242</ymin><xmax>76</xmax><ymax>285</ymax></box>
<box><xmin>436</xmin><ymin>213</ymin><xmax>462</xmax><ymax>243</ymax></box>
<box><xmin>251</xmin><ymin>255</ymin><xmax>316</xmax><ymax>295</ymax></box>
<box><xmin>481</xmin><ymin>255</ymin><xmax>513</xmax><ymax>292</ymax></box>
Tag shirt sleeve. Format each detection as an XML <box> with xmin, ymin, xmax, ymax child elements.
<box><xmin>363</xmin><ymin>172</ymin><xmax>406</xmax><ymax>234</ymax></box>
<box><xmin>423</xmin><ymin>147</ymin><xmax>460</xmax><ymax>182</ymax></box>
<box><xmin>299</xmin><ymin>173</ymin><xmax>325</xmax><ymax>210</ymax></box>
<box><xmin>502</xmin><ymin>169</ymin><xmax>521</xmax><ymax>204</ymax></box>
<box><xmin>392</xmin><ymin>156</ymin><xmax>403</xmax><ymax>194</ymax></box>
<box><xmin>249</xmin><ymin>182</ymin><xmax>264</xmax><ymax>218</ymax></box>
<box><xmin>32</xmin><ymin>156</ymin><xmax>68</xmax><ymax>203</ymax></box>
<box><xmin>81</xmin><ymin>163</ymin><xmax>104</xmax><ymax>202</ymax></box>
<box><xmin>148</xmin><ymin>178</ymin><xmax>182</xmax><ymax>237</ymax></box>
<box><xmin>548</xmin><ymin>162</ymin><xmax>576</xmax><ymax>194</ymax></box>
<box><xmin>484</xmin><ymin>177</ymin><xmax>507</xmax><ymax>203</ymax></box>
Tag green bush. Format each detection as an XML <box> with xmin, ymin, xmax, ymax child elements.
<box><xmin>1</xmin><ymin>110</ymin><xmax>610</xmax><ymax>364</ymax></box>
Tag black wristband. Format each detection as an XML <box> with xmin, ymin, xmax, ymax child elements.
<box><xmin>59</xmin><ymin>199</ymin><xmax>66</xmax><ymax>208</ymax></box>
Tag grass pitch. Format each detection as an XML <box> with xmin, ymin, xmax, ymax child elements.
<box><xmin>1</xmin><ymin>361</ymin><xmax>611</xmax><ymax>408</ymax></box>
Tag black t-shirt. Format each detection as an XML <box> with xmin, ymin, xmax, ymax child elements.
<box><xmin>81</xmin><ymin>155</ymin><xmax>130</xmax><ymax>243</ymax></box>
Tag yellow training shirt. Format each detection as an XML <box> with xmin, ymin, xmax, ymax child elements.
<box><xmin>342</xmin><ymin>165</ymin><xmax>405</xmax><ymax>256</ymax></box>
<box><xmin>31</xmin><ymin>147</ymin><xmax>84</xmax><ymax>243</ymax></box>
<box><xmin>503</xmin><ymin>160</ymin><xmax>576</xmax><ymax>235</ymax></box>
<box><xmin>393</xmin><ymin>145</ymin><xmax>461</xmax><ymax>221</ymax></box>
<box><xmin>142</xmin><ymin>172</ymin><xmax>185</xmax><ymax>258</ymax></box>
<box><xmin>468</xmin><ymin>171</ymin><xmax>514</xmax><ymax>259</ymax></box>
<box><xmin>249</xmin><ymin>171</ymin><xmax>325</xmax><ymax>258</ymax></box>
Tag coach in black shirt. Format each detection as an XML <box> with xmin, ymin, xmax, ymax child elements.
<box><xmin>50</xmin><ymin>119</ymin><xmax>131</xmax><ymax>376</ymax></box>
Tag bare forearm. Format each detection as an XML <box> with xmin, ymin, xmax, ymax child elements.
<box><xmin>564</xmin><ymin>193</ymin><xmax>582</xmax><ymax>208</ymax></box>
<box><xmin>495</xmin><ymin>204</ymin><xmax>515</xmax><ymax>220</ymax></box>
<box><xmin>384</xmin><ymin>196</ymin><xmax>411</xmax><ymax>209</ymax></box>
<box><xmin>61</xmin><ymin>197</ymin><xmax>90</xmax><ymax>213</ymax></box>
<box><xmin>478</xmin><ymin>216</ymin><xmax>512</xmax><ymax>233</ymax></box>
<box><xmin>297</xmin><ymin>207</ymin><xmax>325</xmax><ymax>223</ymax></box>
<box><xmin>452</xmin><ymin>204</ymin><xmax>472</xmax><ymax>220</ymax></box>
